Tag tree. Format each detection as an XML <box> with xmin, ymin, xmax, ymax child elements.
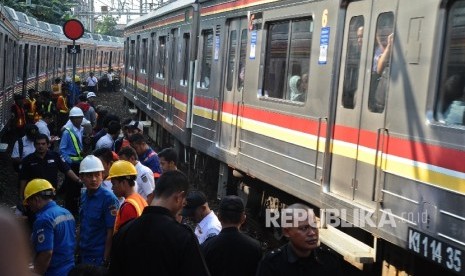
<box><xmin>95</xmin><ymin>16</ymin><xmax>118</xmax><ymax>36</ymax></box>
<box><xmin>2</xmin><ymin>0</ymin><xmax>78</xmax><ymax>25</ymax></box>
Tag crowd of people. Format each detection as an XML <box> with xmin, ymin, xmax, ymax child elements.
<box><xmin>2</xmin><ymin>70</ymin><xmax>343</xmax><ymax>276</ymax></box>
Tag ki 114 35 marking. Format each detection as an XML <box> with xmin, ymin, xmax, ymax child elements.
<box><xmin>408</xmin><ymin>228</ymin><xmax>464</xmax><ymax>275</ymax></box>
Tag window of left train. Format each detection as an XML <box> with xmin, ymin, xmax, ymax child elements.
<box><xmin>438</xmin><ymin>0</ymin><xmax>465</xmax><ymax>126</ymax></box>
<box><xmin>262</xmin><ymin>18</ymin><xmax>312</xmax><ymax>102</ymax></box>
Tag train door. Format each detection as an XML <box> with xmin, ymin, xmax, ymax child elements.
<box><xmin>218</xmin><ymin>18</ymin><xmax>247</xmax><ymax>152</ymax></box>
<box><xmin>329</xmin><ymin>0</ymin><xmax>397</xmax><ymax>209</ymax></box>
<box><xmin>166</xmin><ymin>29</ymin><xmax>179</xmax><ymax>124</ymax></box>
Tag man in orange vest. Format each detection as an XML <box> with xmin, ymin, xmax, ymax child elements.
<box><xmin>10</xmin><ymin>94</ymin><xmax>26</xmax><ymax>139</ymax></box>
<box><xmin>56</xmin><ymin>88</ymin><xmax>69</xmax><ymax>132</ymax></box>
<box><xmin>107</xmin><ymin>160</ymin><xmax>147</xmax><ymax>232</ymax></box>
<box><xmin>24</xmin><ymin>89</ymin><xmax>38</xmax><ymax>124</ymax></box>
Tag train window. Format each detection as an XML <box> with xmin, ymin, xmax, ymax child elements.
<box><xmin>438</xmin><ymin>1</ymin><xmax>465</xmax><ymax>126</ymax></box>
<box><xmin>17</xmin><ymin>45</ymin><xmax>23</xmax><ymax>80</ymax></box>
<box><xmin>57</xmin><ymin>48</ymin><xmax>62</xmax><ymax>71</ymax></box>
<box><xmin>0</xmin><ymin>33</ymin><xmax>3</xmax><ymax>88</ymax></box>
<box><xmin>30</xmin><ymin>45</ymin><xmax>37</xmax><ymax>76</ymax></box>
<box><xmin>199</xmin><ymin>29</ymin><xmax>213</xmax><ymax>89</ymax></box>
<box><xmin>129</xmin><ymin>40</ymin><xmax>135</xmax><ymax>69</ymax></box>
<box><xmin>368</xmin><ymin>12</ymin><xmax>394</xmax><ymax>113</ymax></box>
<box><xmin>40</xmin><ymin>47</ymin><xmax>46</xmax><ymax>73</ymax></box>
<box><xmin>141</xmin><ymin>38</ymin><xmax>148</xmax><ymax>74</ymax></box>
<box><xmin>2</xmin><ymin>36</ymin><xmax>7</xmax><ymax>88</ymax></box>
<box><xmin>181</xmin><ymin>33</ymin><xmax>190</xmax><ymax>86</ymax></box>
<box><xmin>157</xmin><ymin>36</ymin><xmax>166</xmax><ymax>79</ymax></box>
<box><xmin>237</xmin><ymin>29</ymin><xmax>247</xmax><ymax>92</ymax></box>
<box><xmin>226</xmin><ymin>30</ymin><xmax>238</xmax><ymax>91</ymax></box>
<box><xmin>262</xmin><ymin>18</ymin><xmax>312</xmax><ymax>101</ymax></box>
<box><xmin>342</xmin><ymin>16</ymin><xmax>364</xmax><ymax>109</ymax></box>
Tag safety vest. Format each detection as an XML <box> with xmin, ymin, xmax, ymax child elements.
<box><xmin>25</xmin><ymin>98</ymin><xmax>37</xmax><ymax>121</ymax></box>
<box><xmin>114</xmin><ymin>193</ymin><xmax>148</xmax><ymax>232</ymax></box>
<box><xmin>64</xmin><ymin>127</ymin><xmax>82</xmax><ymax>162</ymax></box>
<box><xmin>13</xmin><ymin>103</ymin><xmax>26</xmax><ymax>128</ymax></box>
<box><xmin>57</xmin><ymin>96</ymin><xmax>69</xmax><ymax>113</ymax></box>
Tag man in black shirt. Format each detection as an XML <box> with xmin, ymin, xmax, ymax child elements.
<box><xmin>19</xmin><ymin>134</ymin><xmax>81</xmax><ymax>201</ymax></box>
<box><xmin>201</xmin><ymin>195</ymin><xmax>262</xmax><ymax>276</ymax></box>
<box><xmin>256</xmin><ymin>203</ymin><xmax>341</xmax><ymax>276</ymax></box>
<box><xmin>109</xmin><ymin>170</ymin><xmax>210</xmax><ymax>276</ymax></box>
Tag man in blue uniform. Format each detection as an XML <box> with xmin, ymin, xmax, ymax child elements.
<box><xmin>79</xmin><ymin>155</ymin><xmax>119</xmax><ymax>267</ymax></box>
<box><xmin>24</xmin><ymin>179</ymin><xmax>75</xmax><ymax>276</ymax></box>
<box><xmin>128</xmin><ymin>133</ymin><xmax>162</xmax><ymax>176</ymax></box>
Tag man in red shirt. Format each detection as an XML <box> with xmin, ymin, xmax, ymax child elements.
<box><xmin>107</xmin><ymin>160</ymin><xmax>147</xmax><ymax>232</ymax></box>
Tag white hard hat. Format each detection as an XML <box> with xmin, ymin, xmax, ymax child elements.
<box><xmin>69</xmin><ymin>107</ymin><xmax>84</xmax><ymax>117</ymax></box>
<box><xmin>87</xmin><ymin>92</ymin><xmax>96</xmax><ymax>99</ymax></box>
<box><xmin>80</xmin><ymin>155</ymin><xmax>104</xmax><ymax>173</ymax></box>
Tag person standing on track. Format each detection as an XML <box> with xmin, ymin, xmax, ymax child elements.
<box><xmin>107</xmin><ymin>160</ymin><xmax>148</xmax><ymax>232</ymax></box>
<box><xmin>86</xmin><ymin>72</ymin><xmax>98</xmax><ymax>93</ymax></box>
<box><xmin>256</xmin><ymin>203</ymin><xmax>341</xmax><ymax>276</ymax></box>
<box><xmin>78</xmin><ymin>155</ymin><xmax>119</xmax><ymax>267</ymax></box>
<box><xmin>201</xmin><ymin>195</ymin><xmax>262</xmax><ymax>276</ymax></box>
<box><xmin>128</xmin><ymin>133</ymin><xmax>162</xmax><ymax>177</ymax></box>
<box><xmin>182</xmin><ymin>190</ymin><xmax>222</xmax><ymax>245</ymax></box>
<box><xmin>109</xmin><ymin>170</ymin><xmax>210</xmax><ymax>276</ymax></box>
<box><xmin>118</xmin><ymin>146</ymin><xmax>155</xmax><ymax>204</ymax></box>
<box><xmin>60</xmin><ymin>107</ymin><xmax>84</xmax><ymax>216</ymax></box>
<box><xmin>24</xmin><ymin>179</ymin><xmax>76</xmax><ymax>276</ymax></box>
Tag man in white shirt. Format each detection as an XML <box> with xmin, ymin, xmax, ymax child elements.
<box><xmin>11</xmin><ymin>124</ymin><xmax>39</xmax><ymax>172</ymax></box>
<box><xmin>86</xmin><ymin>72</ymin><xmax>98</xmax><ymax>92</ymax></box>
<box><xmin>118</xmin><ymin>146</ymin><xmax>155</xmax><ymax>204</ymax></box>
<box><xmin>95</xmin><ymin>121</ymin><xmax>121</xmax><ymax>151</ymax></box>
<box><xmin>35</xmin><ymin>112</ymin><xmax>53</xmax><ymax>139</ymax></box>
<box><xmin>182</xmin><ymin>190</ymin><xmax>222</xmax><ymax>244</ymax></box>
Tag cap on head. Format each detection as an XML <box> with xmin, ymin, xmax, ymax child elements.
<box><xmin>219</xmin><ymin>195</ymin><xmax>245</xmax><ymax>213</ymax></box>
<box><xmin>87</xmin><ymin>92</ymin><xmax>97</xmax><ymax>99</ymax></box>
<box><xmin>107</xmin><ymin>160</ymin><xmax>137</xmax><ymax>179</ymax></box>
<box><xmin>23</xmin><ymin>179</ymin><xmax>55</xmax><ymax>205</ymax></box>
<box><xmin>126</xmin><ymin>120</ymin><xmax>143</xmax><ymax>132</ymax></box>
<box><xmin>80</xmin><ymin>155</ymin><xmax>104</xmax><ymax>173</ymax></box>
<box><xmin>69</xmin><ymin>107</ymin><xmax>84</xmax><ymax>117</ymax></box>
<box><xmin>182</xmin><ymin>190</ymin><xmax>207</xmax><ymax>217</ymax></box>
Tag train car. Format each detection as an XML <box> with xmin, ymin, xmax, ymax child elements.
<box><xmin>125</xmin><ymin>0</ymin><xmax>199</xmax><ymax>147</ymax></box>
<box><xmin>0</xmin><ymin>5</ymin><xmax>123</xmax><ymax>141</ymax></box>
<box><xmin>0</xmin><ymin>5</ymin><xmax>19</xmax><ymax>136</ymax></box>
<box><xmin>125</xmin><ymin>0</ymin><xmax>465</xmax><ymax>274</ymax></box>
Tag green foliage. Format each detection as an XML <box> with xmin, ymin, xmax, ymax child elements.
<box><xmin>95</xmin><ymin>16</ymin><xmax>118</xmax><ymax>36</ymax></box>
<box><xmin>2</xmin><ymin>0</ymin><xmax>78</xmax><ymax>25</ymax></box>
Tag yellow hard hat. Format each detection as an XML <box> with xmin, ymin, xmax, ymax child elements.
<box><xmin>107</xmin><ymin>160</ymin><xmax>137</xmax><ymax>179</ymax></box>
<box><xmin>23</xmin><ymin>179</ymin><xmax>55</xmax><ymax>204</ymax></box>
<box><xmin>74</xmin><ymin>75</ymin><xmax>81</xmax><ymax>82</ymax></box>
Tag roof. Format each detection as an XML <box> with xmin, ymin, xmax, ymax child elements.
<box><xmin>126</xmin><ymin>0</ymin><xmax>196</xmax><ymax>28</ymax></box>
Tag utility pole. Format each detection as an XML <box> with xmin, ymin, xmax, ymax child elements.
<box><xmin>90</xmin><ymin>0</ymin><xmax>95</xmax><ymax>33</ymax></box>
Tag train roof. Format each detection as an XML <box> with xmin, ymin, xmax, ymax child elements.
<box><xmin>126</xmin><ymin>0</ymin><xmax>196</xmax><ymax>28</ymax></box>
<box><xmin>2</xmin><ymin>6</ymin><xmax>123</xmax><ymax>45</ymax></box>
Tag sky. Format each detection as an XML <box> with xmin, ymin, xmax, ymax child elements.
<box><xmin>94</xmin><ymin>0</ymin><xmax>145</xmax><ymax>24</ymax></box>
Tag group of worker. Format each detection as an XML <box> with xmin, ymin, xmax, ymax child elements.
<box><xmin>5</xmin><ymin>75</ymin><xmax>342</xmax><ymax>275</ymax></box>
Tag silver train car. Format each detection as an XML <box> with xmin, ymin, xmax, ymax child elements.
<box><xmin>0</xmin><ymin>5</ymin><xmax>124</xmax><ymax>136</ymax></box>
<box><xmin>124</xmin><ymin>0</ymin><xmax>465</xmax><ymax>274</ymax></box>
